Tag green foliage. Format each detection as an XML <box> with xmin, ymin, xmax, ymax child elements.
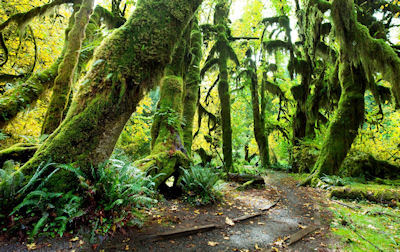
<box><xmin>7</xmin><ymin>161</ymin><xmax>84</xmax><ymax>238</ymax></box>
<box><xmin>81</xmin><ymin>159</ymin><xmax>157</xmax><ymax>216</ymax></box>
<box><xmin>154</xmin><ymin>108</ymin><xmax>185</xmax><ymax>128</ymax></box>
<box><xmin>1</xmin><ymin>159</ymin><xmax>157</xmax><ymax>238</ymax></box>
<box><xmin>180</xmin><ymin>164</ymin><xmax>224</xmax><ymax>206</ymax></box>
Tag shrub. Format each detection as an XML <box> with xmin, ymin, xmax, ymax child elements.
<box><xmin>180</xmin><ymin>164</ymin><xmax>224</xmax><ymax>205</ymax></box>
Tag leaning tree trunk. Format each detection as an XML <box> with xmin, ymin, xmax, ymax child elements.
<box><xmin>20</xmin><ymin>0</ymin><xmax>203</xmax><ymax>185</ymax></box>
<box><xmin>182</xmin><ymin>19</ymin><xmax>202</xmax><ymax>156</ymax></box>
<box><xmin>41</xmin><ymin>0</ymin><xmax>94</xmax><ymax>135</ymax></box>
<box><xmin>0</xmin><ymin>4</ymin><xmax>115</xmax><ymax>130</ymax></box>
<box><xmin>303</xmin><ymin>61</ymin><xmax>366</xmax><ymax>186</ymax></box>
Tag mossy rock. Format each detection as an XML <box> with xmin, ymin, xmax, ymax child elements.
<box><xmin>340</xmin><ymin>151</ymin><xmax>400</xmax><ymax>180</ymax></box>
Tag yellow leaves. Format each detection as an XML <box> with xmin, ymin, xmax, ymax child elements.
<box><xmin>207</xmin><ymin>241</ymin><xmax>219</xmax><ymax>246</ymax></box>
<box><xmin>26</xmin><ymin>243</ymin><xmax>37</xmax><ymax>250</ymax></box>
<box><xmin>225</xmin><ymin>216</ymin><xmax>235</xmax><ymax>226</ymax></box>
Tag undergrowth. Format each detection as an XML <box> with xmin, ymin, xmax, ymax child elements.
<box><xmin>180</xmin><ymin>164</ymin><xmax>224</xmax><ymax>206</ymax></box>
<box><xmin>0</xmin><ymin>159</ymin><xmax>157</xmax><ymax>240</ymax></box>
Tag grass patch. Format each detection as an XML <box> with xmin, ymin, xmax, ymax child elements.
<box><xmin>329</xmin><ymin>200</ymin><xmax>400</xmax><ymax>251</ymax></box>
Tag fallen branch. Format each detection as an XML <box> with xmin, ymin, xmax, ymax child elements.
<box><xmin>287</xmin><ymin>226</ymin><xmax>318</xmax><ymax>246</ymax></box>
<box><xmin>352</xmin><ymin>227</ymin><xmax>383</xmax><ymax>251</ymax></box>
<box><xmin>233</xmin><ymin>199</ymin><xmax>280</xmax><ymax>222</ymax></box>
<box><xmin>332</xmin><ymin>199</ymin><xmax>361</xmax><ymax>210</ymax></box>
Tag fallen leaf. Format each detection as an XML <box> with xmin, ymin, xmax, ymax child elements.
<box><xmin>27</xmin><ymin>243</ymin><xmax>37</xmax><ymax>250</ymax></box>
<box><xmin>70</xmin><ymin>237</ymin><xmax>79</xmax><ymax>242</ymax></box>
<box><xmin>125</xmin><ymin>245</ymin><xmax>129</xmax><ymax>250</ymax></box>
<box><xmin>224</xmin><ymin>236</ymin><xmax>230</xmax><ymax>240</ymax></box>
<box><xmin>225</xmin><ymin>217</ymin><xmax>235</xmax><ymax>226</ymax></box>
<box><xmin>298</xmin><ymin>224</ymin><xmax>307</xmax><ymax>229</ymax></box>
<box><xmin>208</xmin><ymin>241</ymin><xmax>219</xmax><ymax>247</ymax></box>
<box><xmin>257</xmin><ymin>222</ymin><xmax>265</xmax><ymax>225</ymax></box>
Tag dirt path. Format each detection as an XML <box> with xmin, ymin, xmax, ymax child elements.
<box><xmin>0</xmin><ymin>171</ymin><xmax>337</xmax><ymax>251</ymax></box>
<box><xmin>97</xmin><ymin>171</ymin><xmax>336</xmax><ymax>251</ymax></box>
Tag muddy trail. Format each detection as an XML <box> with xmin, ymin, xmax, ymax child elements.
<box><xmin>0</xmin><ymin>171</ymin><xmax>337</xmax><ymax>251</ymax></box>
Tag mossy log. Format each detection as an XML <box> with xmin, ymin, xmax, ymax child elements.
<box><xmin>228</xmin><ymin>173</ymin><xmax>265</xmax><ymax>185</ymax></box>
<box><xmin>20</xmin><ymin>0</ymin><xmax>203</xmax><ymax>180</ymax></box>
<box><xmin>41</xmin><ymin>0</ymin><xmax>95</xmax><ymax>134</ymax></box>
<box><xmin>330</xmin><ymin>186</ymin><xmax>400</xmax><ymax>206</ymax></box>
<box><xmin>0</xmin><ymin>143</ymin><xmax>39</xmax><ymax>166</ymax></box>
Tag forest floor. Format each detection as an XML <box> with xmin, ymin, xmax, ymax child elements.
<box><xmin>0</xmin><ymin>170</ymin><xmax>340</xmax><ymax>251</ymax></box>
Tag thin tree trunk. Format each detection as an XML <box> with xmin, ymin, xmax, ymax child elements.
<box><xmin>182</xmin><ymin>18</ymin><xmax>202</xmax><ymax>156</ymax></box>
<box><xmin>248</xmin><ymin>51</ymin><xmax>269</xmax><ymax>168</ymax></box>
<box><xmin>41</xmin><ymin>0</ymin><xmax>94</xmax><ymax>134</ymax></box>
<box><xmin>215</xmin><ymin>1</ymin><xmax>233</xmax><ymax>172</ymax></box>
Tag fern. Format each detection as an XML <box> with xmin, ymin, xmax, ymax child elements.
<box><xmin>180</xmin><ymin>164</ymin><xmax>223</xmax><ymax>205</ymax></box>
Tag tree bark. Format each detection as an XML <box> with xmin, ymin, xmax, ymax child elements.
<box><xmin>41</xmin><ymin>0</ymin><xmax>94</xmax><ymax>135</ymax></box>
<box><xmin>20</xmin><ymin>0</ymin><xmax>203</xmax><ymax>181</ymax></box>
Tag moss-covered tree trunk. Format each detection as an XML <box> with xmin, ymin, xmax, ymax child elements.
<box><xmin>135</xmin><ymin>27</ymin><xmax>192</xmax><ymax>189</ymax></box>
<box><xmin>215</xmin><ymin>1</ymin><xmax>233</xmax><ymax>172</ymax></box>
<box><xmin>303</xmin><ymin>0</ymin><xmax>400</xmax><ymax>185</ymax></box>
<box><xmin>41</xmin><ymin>0</ymin><xmax>94</xmax><ymax>135</ymax></box>
<box><xmin>182</xmin><ymin>19</ymin><xmax>202</xmax><ymax>156</ymax></box>
<box><xmin>0</xmin><ymin>59</ymin><xmax>60</xmax><ymax>129</ymax></box>
<box><xmin>0</xmin><ymin>4</ymin><xmax>116</xmax><ymax>130</ymax></box>
<box><xmin>304</xmin><ymin>61</ymin><xmax>366</xmax><ymax>185</ymax></box>
<box><xmin>20</xmin><ymin>0</ymin><xmax>203</xmax><ymax>180</ymax></box>
<box><xmin>247</xmin><ymin>50</ymin><xmax>269</xmax><ymax>168</ymax></box>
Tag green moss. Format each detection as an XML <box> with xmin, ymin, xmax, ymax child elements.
<box><xmin>42</xmin><ymin>0</ymin><xmax>95</xmax><ymax>135</ymax></box>
<box><xmin>0</xmin><ymin>143</ymin><xmax>38</xmax><ymax>166</ymax></box>
<box><xmin>330</xmin><ymin>186</ymin><xmax>400</xmax><ymax>206</ymax></box>
<box><xmin>182</xmin><ymin>19</ymin><xmax>202</xmax><ymax>155</ymax></box>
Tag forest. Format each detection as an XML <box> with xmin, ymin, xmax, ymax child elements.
<box><xmin>0</xmin><ymin>0</ymin><xmax>400</xmax><ymax>250</ymax></box>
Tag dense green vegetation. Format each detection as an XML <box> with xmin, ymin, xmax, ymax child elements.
<box><xmin>0</xmin><ymin>0</ymin><xmax>399</xmax><ymax>250</ymax></box>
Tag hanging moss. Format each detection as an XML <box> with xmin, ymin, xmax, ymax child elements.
<box><xmin>42</xmin><ymin>0</ymin><xmax>95</xmax><ymax>135</ymax></box>
<box><xmin>332</xmin><ymin>0</ymin><xmax>400</xmax><ymax>107</ymax></box>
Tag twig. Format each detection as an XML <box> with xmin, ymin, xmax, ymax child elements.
<box><xmin>332</xmin><ymin>200</ymin><xmax>361</xmax><ymax>210</ymax></box>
